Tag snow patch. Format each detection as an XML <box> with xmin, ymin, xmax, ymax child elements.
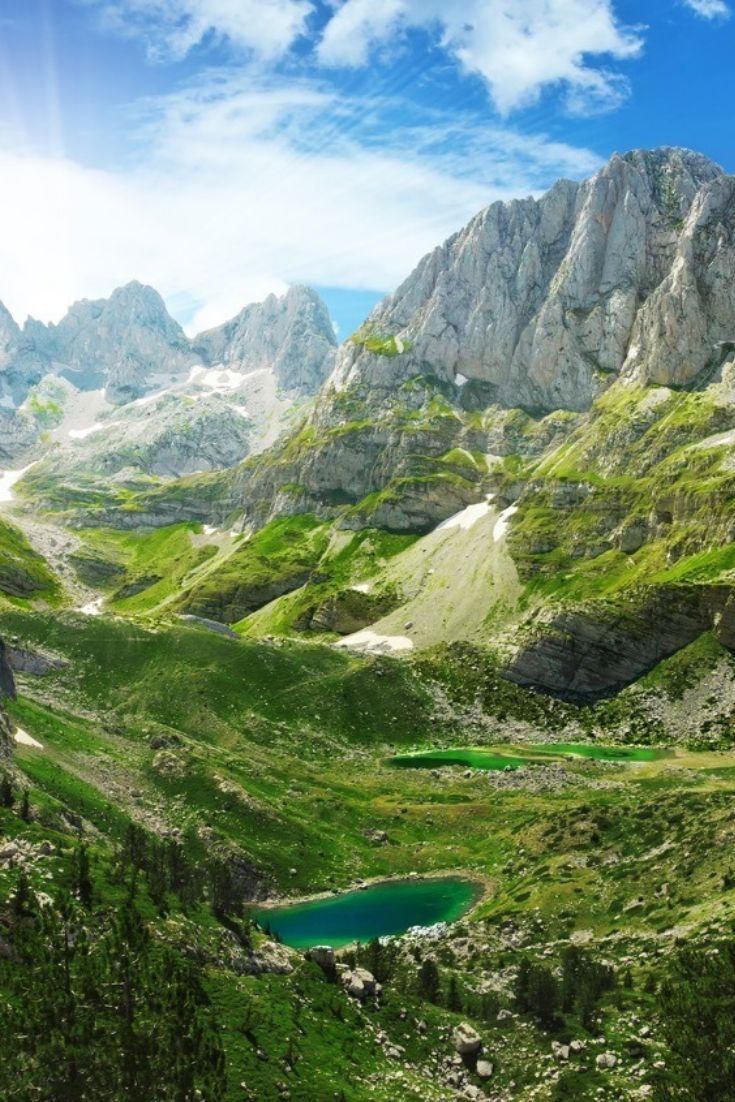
<box><xmin>455</xmin><ymin>373</ymin><xmax>468</xmax><ymax>387</ymax></box>
<box><xmin>0</xmin><ymin>464</ymin><xmax>35</xmax><ymax>504</ymax></box>
<box><xmin>437</xmin><ymin>495</ymin><xmax>495</xmax><ymax>533</ymax></box>
<box><xmin>493</xmin><ymin>504</ymin><xmax>518</xmax><ymax>541</ymax></box>
<box><xmin>203</xmin><ymin>525</ymin><xmax>218</xmax><ymax>536</ymax></box>
<box><xmin>14</xmin><ymin>728</ymin><xmax>43</xmax><ymax>749</ymax></box>
<box><xmin>189</xmin><ymin>365</ymin><xmax>243</xmax><ymax>391</ymax></box>
<box><xmin>336</xmin><ymin>630</ymin><xmax>414</xmax><ymax>654</ymax></box>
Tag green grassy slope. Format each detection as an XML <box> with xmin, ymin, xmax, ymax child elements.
<box><xmin>3</xmin><ymin>606</ymin><xmax>735</xmax><ymax>1100</ymax></box>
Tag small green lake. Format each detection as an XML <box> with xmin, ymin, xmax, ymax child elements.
<box><xmin>252</xmin><ymin>877</ymin><xmax>480</xmax><ymax>949</ymax></box>
<box><xmin>389</xmin><ymin>749</ymin><xmax>528</xmax><ymax>771</ymax></box>
<box><xmin>388</xmin><ymin>744</ymin><xmax>670</xmax><ymax>771</ymax></box>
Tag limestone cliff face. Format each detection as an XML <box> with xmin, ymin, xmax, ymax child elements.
<box><xmin>192</xmin><ymin>285</ymin><xmax>337</xmax><ymax>395</ymax></box>
<box><xmin>504</xmin><ymin>586</ymin><xmax>735</xmax><ymax>701</ymax></box>
<box><xmin>44</xmin><ymin>282</ymin><xmax>196</xmax><ymax>404</ymax></box>
<box><xmin>333</xmin><ymin>148</ymin><xmax>727</xmax><ymax>413</ymax></box>
<box><xmin>223</xmin><ymin>147</ymin><xmax>735</xmax><ymax>537</ymax></box>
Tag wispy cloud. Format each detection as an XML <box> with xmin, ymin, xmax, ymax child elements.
<box><xmin>91</xmin><ymin>0</ymin><xmax>644</xmax><ymax>115</ymax></box>
<box><xmin>682</xmin><ymin>0</ymin><xmax>730</xmax><ymax>18</ymax></box>
<box><xmin>0</xmin><ymin>75</ymin><xmax>601</xmax><ymax>330</ymax></box>
<box><xmin>318</xmin><ymin>0</ymin><xmax>643</xmax><ymax>115</ymax></box>
<box><xmin>90</xmin><ymin>0</ymin><xmax>315</xmax><ymax>60</ymax></box>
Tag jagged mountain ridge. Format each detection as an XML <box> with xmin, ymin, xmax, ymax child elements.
<box><xmin>335</xmin><ymin>147</ymin><xmax>731</xmax><ymax>411</ymax></box>
<box><xmin>216</xmin><ymin>148</ymin><xmax>735</xmax><ymax>535</ymax></box>
<box><xmin>0</xmin><ymin>282</ymin><xmax>337</xmax><ymax>474</ymax></box>
<box><xmin>1</xmin><ymin>282</ymin><xmax>336</xmax><ymax>408</ymax></box>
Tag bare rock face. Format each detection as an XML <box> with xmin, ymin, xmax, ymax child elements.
<box><xmin>193</xmin><ymin>285</ymin><xmax>337</xmax><ymax>395</ymax></box>
<box><xmin>0</xmin><ymin>407</ymin><xmax>39</xmax><ymax>464</ymax></box>
<box><xmin>333</xmin><ymin>148</ymin><xmax>726</xmax><ymax>412</ymax></box>
<box><xmin>45</xmin><ymin>282</ymin><xmax>196</xmax><ymax>404</ymax></box>
<box><xmin>504</xmin><ymin>585</ymin><xmax>735</xmax><ymax>700</ymax></box>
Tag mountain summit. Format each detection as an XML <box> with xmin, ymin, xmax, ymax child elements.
<box><xmin>335</xmin><ymin>147</ymin><xmax>729</xmax><ymax>412</ymax></box>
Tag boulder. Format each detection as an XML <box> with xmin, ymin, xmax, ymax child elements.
<box><xmin>307</xmin><ymin>946</ymin><xmax>335</xmax><ymax>969</ymax></box>
<box><xmin>596</xmin><ymin>1052</ymin><xmax>618</xmax><ymax>1070</ymax></box>
<box><xmin>453</xmin><ymin>1023</ymin><xmax>483</xmax><ymax>1056</ymax></box>
<box><xmin>476</xmin><ymin>1059</ymin><xmax>494</xmax><ymax>1079</ymax></box>
<box><xmin>341</xmin><ymin>968</ymin><xmax>379</xmax><ymax>1000</ymax></box>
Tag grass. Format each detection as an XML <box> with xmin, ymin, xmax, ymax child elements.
<box><xmin>0</xmin><ymin>517</ymin><xmax>60</xmax><ymax>602</ymax></box>
<box><xmin>4</xmin><ymin>602</ymin><xmax>735</xmax><ymax>1100</ymax></box>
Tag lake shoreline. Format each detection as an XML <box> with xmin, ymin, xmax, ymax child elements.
<box><xmin>253</xmin><ymin>868</ymin><xmax>491</xmax><ymax>914</ymax></box>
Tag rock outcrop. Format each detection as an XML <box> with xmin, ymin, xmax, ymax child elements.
<box><xmin>504</xmin><ymin>585</ymin><xmax>735</xmax><ymax>700</ymax></box>
<box><xmin>333</xmin><ymin>148</ymin><xmax>726</xmax><ymax>412</ymax></box>
<box><xmin>193</xmin><ymin>285</ymin><xmax>336</xmax><ymax>395</ymax></box>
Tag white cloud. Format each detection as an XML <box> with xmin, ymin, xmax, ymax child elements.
<box><xmin>0</xmin><ymin>77</ymin><xmax>601</xmax><ymax>330</ymax></box>
<box><xmin>92</xmin><ymin>0</ymin><xmax>314</xmax><ymax>59</ymax></box>
<box><xmin>318</xmin><ymin>0</ymin><xmax>643</xmax><ymax>114</ymax></box>
<box><xmin>683</xmin><ymin>0</ymin><xmax>730</xmax><ymax>18</ymax></box>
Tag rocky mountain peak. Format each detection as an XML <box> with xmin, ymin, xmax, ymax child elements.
<box><xmin>333</xmin><ymin>145</ymin><xmax>733</xmax><ymax>413</ymax></box>
<box><xmin>36</xmin><ymin>281</ymin><xmax>194</xmax><ymax>404</ymax></box>
<box><xmin>193</xmin><ymin>284</ymin><xmax>337</xmax><ymax>395</ymax></box>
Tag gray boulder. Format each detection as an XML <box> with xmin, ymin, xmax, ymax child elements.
<box><xmin>453</xmin><ymin>1023</ymin><xmax>483</xmax><ymax>1056</ymax></box>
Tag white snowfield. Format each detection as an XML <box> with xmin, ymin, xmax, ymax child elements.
<box><xmin>437</xmin><ymin>494</ymin><xmax>496</xmax><ymax>533</ymax></box>
<box><xmin>0</xmin><ymin>464</ymin><xmax>35</xmax><ymax>504</ymax></box>
<box><xmin>493</xmin><ymin>504</ymin><xmax>518</xmax><ymax>541</ymax></box>
<box><xmin>14</xmin><ymin>728</ymin><xmax>43</xmax><ymax>750</ymax></box>
<box><xmin>335</xmin><ymin>630</ymin><xmax>414</xmax><ymax>654</ymax></box>
<box><xmin>68</xmin><ymin>422</ymin><xmax>103</xmax><ymax>439</ymax></box>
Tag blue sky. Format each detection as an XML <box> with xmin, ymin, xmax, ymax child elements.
<box><xmin>0</xmin><ymin>0</ymin><xmax>732</xmax><ymax>336</ymax></box>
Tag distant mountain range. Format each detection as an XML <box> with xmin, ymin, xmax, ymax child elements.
<box><xmin>0</xmin><ymin>282</ymin><xmax>337</xmax><ymax>471</ymax></box>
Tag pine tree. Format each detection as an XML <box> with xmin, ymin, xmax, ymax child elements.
<box><xmin>12</xmin><ymin>870</ymin><xmax>32</xmax><ymax>917</ymax></box>
<box><xmin>417</xmin><ymin>958</ymin><xmax>441</xmax><ymax>1004</ymax></box>
<box><xmin>446</xmin><ymin>974</ymin><xmax>462</xmax><ymax>1012</ymax></box>
<box><xmin>0</xmin><ymin>772</ymin><xmax>13</xmax><ymax>808</ymax></box>
<box><xmin>74</xmin><ymin>843</ymin><xmax>93</xmax><ymax>908</ymax></box>
<box><xmin>19</xmin><ymin>788</ymin><xmax>30</xmax><ymax>821</ymax></box>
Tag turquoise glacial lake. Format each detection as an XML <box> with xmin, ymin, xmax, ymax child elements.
<box><xmin>253</xmin><ymin>876</ymin><xmax>480</xmax><ymax>949</ymax></box>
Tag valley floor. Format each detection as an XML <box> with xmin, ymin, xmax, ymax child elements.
<box><xmin>1</xmin><ymin>608</ymin><xmax>734</xmax><ymax>1100</ymax></box>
